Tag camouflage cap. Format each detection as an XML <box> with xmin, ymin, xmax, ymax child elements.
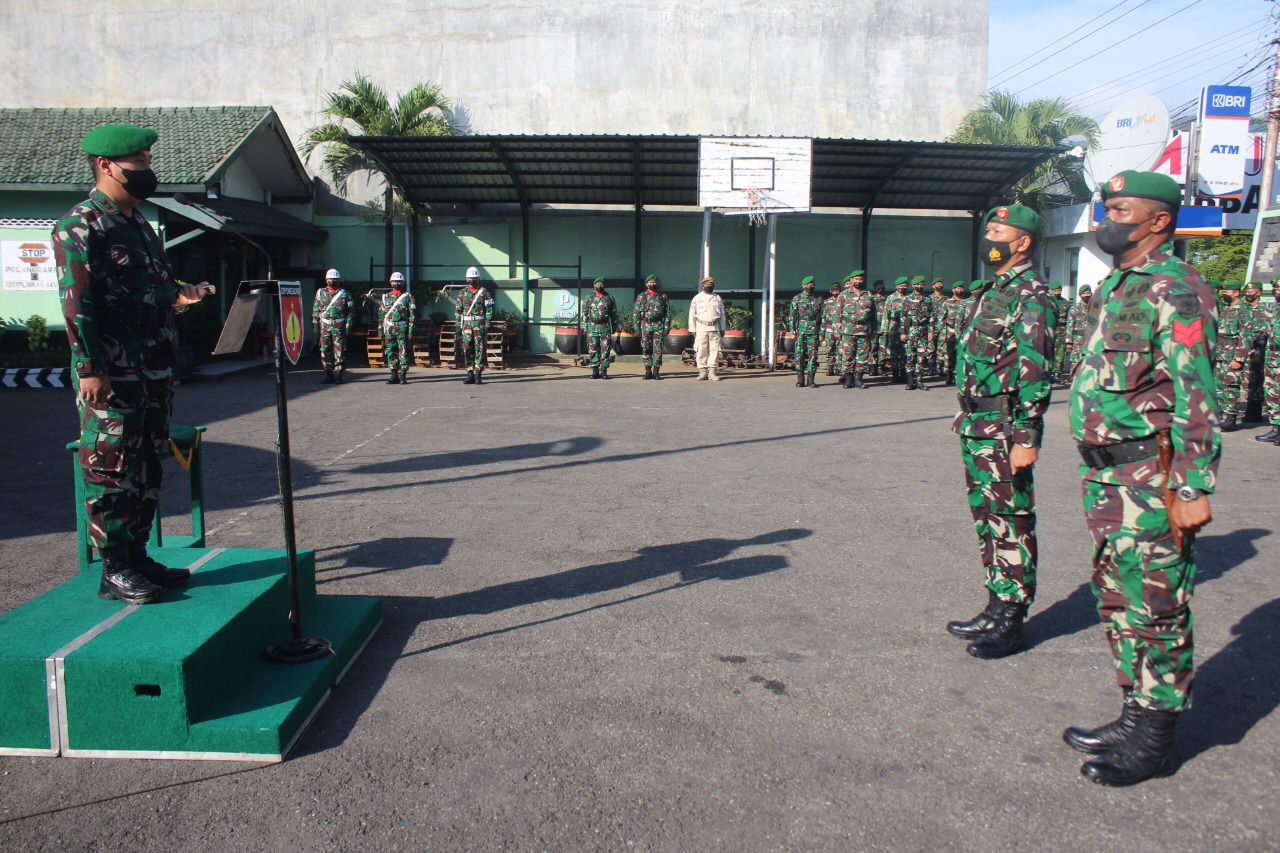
<box><xmin>983</xmin><ymin>203</ymin><xmax>1043</xmax><ymax>238</ymax></box>
<box><xmin>910</xmin><ymin>275</ymin><xmax>925</xmax><ymax>285</ymax></box>
<box><xmin>81</xmin><ymin>123</ymin><xmax>157</xmax><ymax>158</ymax></box>
<box><xmin>894</xmin><ymin>276</ymin><xmax>909</xmax><ymax>286</ymax></box>
<box><xmin>801</xmin><ymin>275</ymin><xmax>816</xmax><ymax>285</ymax></box>
<box><xmin>1101</xmin><ymin>170</ymin><xmax>1182</xmax><ymax>208</ymax></box>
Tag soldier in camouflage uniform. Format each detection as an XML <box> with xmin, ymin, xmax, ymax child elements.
<box><xmin>928</xmin><ymin>277</ymin><xmax>947</xmax><ymax>374</ymax></box>
<box><xmin>1241</xmin><ymin>281</ymin><xmax>1269</xmax><ymax>422</ymax></box>
<box><xmin>313</xmin><ymin>268</ymin><xmax>353</xmax><ymax>384</ymax></box>
<box><xmin>1256</xmin><ymin>282</ymin><xmax>1280</xmax><ymax>445</ymax></box>
<box><xmin>634</xmin><ymin>274</ymin><xmax>669</xmax><ymax>380</ymax></box>
<box><xmin>453</xmin><ymin>269</ymin><xmax>495</xmax><ymax>384</ymax></box>
<box><xmin>938</xmin><ymin>281</ymin><xmax>971</xmax><ymax>385</ymax></box>
<box><xmin>1213</xmin><ymin>279</ymin><xmax>1248</xmax><ymax>430</ymax></box>
<box><xmin>868</xmin><ymin>280</ymin><xmax>887</xmax><ymax>375</ymax></box>
<box><xmin>819</xmin><ymin>281</ymin><xmax>844</xmax><ymax>376</ymax></box>
<box><xmin>899</xmin><ymin>275</ymin><xmax>935</xmax><ymax>390</ymax></box>
<box><xmin>1064</xmin><ymin>171</ymin><xmax>1219</xmax><ymax>787</ymax></box>
<box><xmin>945</xmin><ymin>203</ymin><xmax>1055</xmax><ymax>660</ymax></box>
<box><xmin>835</xmin><ymin>270</ymin><xmax>876</xmax><ymax>389</ymax></box>
<box><xmin>53</xmin><ymin>123</ymin><xmax>212</xmax><ymax>604</ymax></box>
<box><xmin>380</xmin><ymin>272</ymin><xmax>416</xmax><ymax>384</ymax></box>
<box><xmin>788</xmin><ymin>275</ymin><xmax>824</xmax><ymax>387</ymax></box>
<box><xmin>1063</xmin><ymin>284</ymin><xmax>1093</xmax><ymax>377</ymax></box>
<box><xmin>1048</xmin><ymin>281</ymin><xmax>1070</xmax><ymax>382</ymax></box>
<box><xmin>880</xmin><ymin>276</ymin><xmax>909</xmax><ymax>381</ymax></box>
<box><xmin>583</xmin><ymin>277</ymin><xmax>618</xmax><ymax>379</ymax></box>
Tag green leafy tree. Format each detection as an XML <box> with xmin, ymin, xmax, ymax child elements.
<box><xmin>302</xmin><ymin>73</ymin><xmax>456</xmax><ymax>279</ymax></box>
<box><xmin>1188</xmin><ymin>234</ymin><xmax>1253</xmax><ymax>282</ymax></box>
<box><xmin>949</xmin><ymin>90</ymin><xmax>1100</xmax><ymax>212</ymax></box>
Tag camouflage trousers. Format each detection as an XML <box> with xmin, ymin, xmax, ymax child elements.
<box><xmin>1052</xmin><ymin>330</ymin><xmax>1069</xmax><ymax>375</ymax></box>
<box><xmin>1213</xmin><ymin>356</ymin><xmax>1245</xmax><ymax>418</ymax></box>
<box><xmin>460</xmin><ymin>324</ymin><xmax>487</xmax><ymax>370</ymax></box>
<box><xmin>75</xmin><ymin>377</ymin><xmax>172</xmax><ymax>560</ymax></box>
<box><xmin>1083</xmin><ymin>479</ymin><xmax>1195</xmax><ymax>712</ymax></box>
<box><xmin>1265</xmin><ymin>342</ymin><xmax>1280</xmax><ymax>424</ymax></box>
<box><xmin>959</xmin><ymin>436</ymin><xmax>1037</xmax><ymax>604</ymax></box>
<box><xmin>938</xmin><ymin>333</ymin><xmax>958</xmax><ymax>376</ymax></box>
<box><xmin>587</xmin><ymin>330</ymin><xmax>612</xmax><ymax>368</ymax></box>
<box><xmin>793</xmin><ymin>329</ymin><xmax>819</xmax><ymax>373</ymax></box>
<box><xmin>383</xmin><ymin>324</ymin><xmax>412</xmax><ymax>372</ymax></box>
<box><xmin>639</xmin><ymin>326</ymin><xmax>665</xmax><ymax>367</ymax></box>
<box><xmin>838</xmin><ymin>334</ymin><xmax>873</xmax><ymax>372</ymax></box>
<box><xmin>819</xmin><ymin>332</ymin><xmax>839</xmax><ymax>371</ymax></box>
<box><xmin>317</xmin><ymin>323</ymin><xmax>347</xmax><ymax>370</ymax></box>
<box><xmin>904</xmin><ymin>329</ymin><xmax>931</xmax><ymax>374</ymax></box>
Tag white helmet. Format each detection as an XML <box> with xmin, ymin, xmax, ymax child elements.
<box><xmin>325</xmin><ymin>268</ymin><xmax>341</xmax><ymax>280</ymax></box>
<box><xmin>465</xmin><ymin>266</ymin><xmax>480</xmax><ymax>279</ymax></box>
<box><xmin>389</xmin><ymin>272</ymin><xmax>405</xmax><ymax>284</ymax></box>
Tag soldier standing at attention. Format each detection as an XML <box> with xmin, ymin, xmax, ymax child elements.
<box><xmin>1064</xmin><ymin>171</ymin><xmax>1218</xmax><ymax>787</ymax></box>
<box><xmin>836</xmin><ymin>270</ymin><xmax>875</xmax><ymax>389</ymax></box>
<box><xmin>928</xmin><ymin>277</ymin><xmax>947</xmax><ymax>374</ymax></box>
<box><xmin>869</xmin><ymin>279</ymin><xmax>887</xmax><ymax>375</ymax></box>
<box><xmin>789</xmin><ymin>275</ymin><xmax>823</xmax><ymax>387</ymax></box>
<box><xmin>380</xmin><ymin>272</ymin><xmax>415</xmax><ymax>385</ymax></box>
<box><xmin>945</xmin><ymin>204</ymin><xmax>1055</xmax><ymax>660</ymax></box>
<box><xmin>634</xmin><ymin>274</ymin><xmax>669</xmax><ymax>380</ymax></box>
<box><xmin>454</xmin><ymin>266</ymin><xmax>494</xmax><ymax>385</ymax></box>
<box><xmin>900</xmin><ymin>275</ymin><xmax>935</xmax><ymax>390</ymax></box>
<box><xmin>583</xmin><ymin>277</ymin><xmax>618</xmax><ymax>380</ymax></box>
<box><xmin>690</xmin><ymin>275</ymin><xmax>726</xmax><ymax>381</ymax></box>
<box><xmin>1256</xmin><ymin>281</ymin><xmax>1280</xmax><ymax>445</ymax></box>
<box><xmin>939</xmin><ymin>281</ymin><xmax>970</xmax><ymax>385</ymax></box>
<box><xmin>1240</xmin><ymin>281</ymin><xmax>1269</xmax><ymax>422</ymax></box>
<box><xmin>881</xmin><ymin>276</ymin><xmax>909</xmax><ymax>381</ymax></box>
<box><xmin>1063</xmin><ymin>284</ymin><xmax>1093</xmax><ymax>377</ymax></box>
<box><xmin>819</xmin><ymin>281</ymin><xmax>844</xmax><ymax>376</ymax></box>
<box><xmin>53</xmin><ymin>123</ymin><xmax>213</xmax><ymax>603</ymax></box>
<box><xmin>1213</xmin><ymin>279</ymin><xmax>1248</xmax><ymax>431</ymax></box>
<box><xmin>1048</xmin><ymin>281</ymin><xmax>1070</xmax><ymax>383</ymax></box>
<box><xmin>313</xmin><ymin>268</ymin><xmax>353</xmax><ymax>384</ymax></box>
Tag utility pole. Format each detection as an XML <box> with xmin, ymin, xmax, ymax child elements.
<box><xmin>1259</xmin><ymin>37</ymin><xmax>1280</xmax><ymax>213</ymax></box>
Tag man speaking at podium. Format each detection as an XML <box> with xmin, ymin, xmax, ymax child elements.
<box><xmin>53</xmin><ymin>123</ymin><xmax>213</xmax><ymax>605</ymax></box>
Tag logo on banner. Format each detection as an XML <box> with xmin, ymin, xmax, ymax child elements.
<box><xmin>278</xmin><ymin>281</ymin><xmax>304</xmax><ymax>365</ymax></box>
<box><xmin>1196</xmin><ymin>85</ymin><xmax>1252</xmax><ymax>200</ymax></box>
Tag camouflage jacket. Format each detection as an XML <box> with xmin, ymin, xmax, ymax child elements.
<box><xmin>380</xmin><ymin>290</ymin><xmax>417</xmax><ymax>330</ymax></box>
<box><xmin>788</xmin><ymin>291</ymin><xmax>823</xmax><ymax>333</ymax></box>
<box><xmin>453</xmin><ymin>285</ymin><xmax>495</xmax><ymax>330</ymax></box>
<box><xmin>835</xmin><ymin>289</ymin><xmax>875</xmax><ymax>335</ymax></box>
<box><xmin>952</xmin><ymin>265</ymin><xmax>1056</xmax><ymax>446</ymax></box>
<box><xmin>942</xmin><ymin>296</ymin><xmax>972</xmax><ymax>334</ymax></box>
<box><xmin>313</xmin><ymin>286</ymin><xmax>353</xmax><ymax>328</ymax></box>
<box><xmin>52</xmin><ymin>189</ymin><xmax>181</xmax><ymax>381</ymax></box>
<box><xmin>633</xmin><ymin>290</ymin><xmax>669</xmax><ymax>330</ymax></box>
<box><xmin>900</xmin><ymin>293</ymin><xmax>934</xmax><ymax>335</ymax></box>
<box><xmin>1069</xmin><ymin>243</ymin><xmax>1219</xmax><ymax>492</ymax></box>
<box><xmin>1240</xmin><ymin>298</ymin><xmax>1272</xmax><ymax>348</ymax></box>
<box><xmin>929</xmin><ymin>293</ymin><xmax>948</xmax><ymax>334</ymax></box>
<box><xmin>1065</xmin><ymin>300</ymin><xmax>1091</xmax><ymax>349</ymax></box>
<box><xmin>820</xmin><ymin>295</ymin><xmax>842</xmax><ymax>334</ymax></box>
<box><xmin>880</xmin><ymin>293</ymin><xmax>905</xmax><ymax>334</ymax></box>
<box><xmin>583</xmin><ymin>292</ymin><xmax>618</xmax><ymax>333</ymax></box>
<box><xmin>1050</xmin><ymin>294</ymin><xmax>1070</xmax><ymax>334</ymax></box>
<box><xmin>1216</xmin><ymin>302</ymin><xmax>1249</xmax><ymax>362</ymax></box>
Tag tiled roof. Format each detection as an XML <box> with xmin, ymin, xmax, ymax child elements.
<box><xmin>0</xmin><ymin>106</ymin><xmax>275</xmax><ymax>186</ymax></box>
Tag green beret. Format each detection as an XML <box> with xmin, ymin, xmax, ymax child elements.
<box><xmin>1100</xmin><ymin>170</ymin><xmax>1182</xmax><ymax>208</ymax></box>
<box><xmin>644</xmin><ymin>274</ymin><xmax>658</xmax><ymax>283</ymax></box>
<box><xmin>1220</xmin><ymin>279</ymin><xmax>1242</xmax><ymax>291</ymax></box>
<box><xmin>80</xmin><ymin>124</ymin><xmax>157</xmax><ymax>158</ymax></box>
<box><xmin>830</xmin><ymin>282</ymin><xmax>843</xmax><ymax>290</ymax></box>
<box><xmin>1049</xmin><ymin>280</ymin><xmax>1063</xmax><ymax>290</ymax></box>
<box><xmin>968</xmin><ymin>279</ymin><xmax>985</xmax><ymax>292</ymax></box>
<box><xmin>1244</xmin><ymin>281</ymin><xmax>1262</xmax><ymax>290</ymax></box>
<box><xmin>910</xmin><ymin>275</ymin><xmax>925</xmax><ymax>285</ymax></box>
<box><xmin>593</xmin><ymin>276</ymin><xmax>606</xmax><ymax>285</ymax></box>
<box><xmin>931</xmin><ymin>277</ymin><xmax>945</xmax><ymax>285</ymax></box>
<box><xmin>801</xmin><ymin>275</ymin><xmax>815</xmax><ymax>285</ymax></box>
<box><xmin>983</xmin><ymin>203</ymin><xmax>1044</xmax><ymax>238</ymax></box>
<box><xmin>850</xmin><ymin>269</ymin><xmax>866</xmax><ymax>278</ymax></box>
<box><xmin>894</xmin><ymin>276</ymin><xmax>909</xmax><ymax>286</ymax></box>
<box><xmin>952</xmin><ymin>281</ymin><xmax>966</xmax><ymax>289</ymax></box>
<box><xmin>1079</xmin><ymin>285</ymin><xmax>1093</xmax><ymax>295</ymax></box>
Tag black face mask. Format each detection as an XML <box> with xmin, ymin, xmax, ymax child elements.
<box><xmin>1095</xmin><ymin>216</ymin><xmax>1145</xmax><ymax>257</ymax></box>
<box><xmin>803</xmin><ymin>285</ymin><xmax>814</xmax><ymax>293</ymax></box>
<box><xmin>978</xmin><ymin>237</ymin><xmax>1016</xmax><ymax>268</ymax></box>
<box><xmin>111</xmin><ymin>164</ymin><xmax>158</xmax><ymax>200</ymax></box>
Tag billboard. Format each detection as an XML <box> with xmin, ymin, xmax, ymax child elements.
<box><xmin>1194</xmin><ymin>85</ymin><xmax>1252</xmax><ymax>200</ymax></box>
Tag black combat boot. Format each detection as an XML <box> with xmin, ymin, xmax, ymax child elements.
<box><xmin>464</xmin><ymin>370</ymin><xmax>475</xmax><ymax>385</ymax></box>
<box><xmin>965</xmin><ymin>600</ymin><xmax>1028</xmax><ymax>659</ymax></box>
<box><xmin>1254</xmin><ymin>425</ymin><xmax>1280</xmax><ymax>444</ymax></box>
<box><xmin>129</xmin><ymin>543</ymin><xmax>190</xmax><ymax>588</ymax></box>
<box><xmin>946</xmin><ymin>589</ymin><xmax>1002</xmax><ymax>638</ymax></box>
<box><xmin>841</xmin><ymin>371</ymin><xmax>853</xmax><ymax>389</ymax></box>
<box><xmin>916</xmin><ymin>373</ymin><xmax>929</xmax><ymax>390</ymax></box>
<box><xmin>99</xmin><ymin>554</ymin><xmax>162</xmax><ymax>605</ymax></box>
<box><xmin>335</xmin><ymin>369</ymin><xmax>344</xmax><ymax>384</ymax></box>
<box><xmin>652</xmin><ymin>365</ymin><xmax>662</xmax><ymax>380</ymax></box>
<box><xmin>807</xmin><ymin>371</ymin><xmax>818</xmax><ymax>388</ymax></box>
<box><xmin>904</xmin><ymin>374</ymin><xmax>918</xmax><ymax>390</ymax></box>
<box><xmin>1220</xmin><ymin>413</ymin><xmax>1238</xmax><ymax>431</ymax></box>
<box><xmin>600</xmin><ymin>367</ymin><xmax>609</xmax><ymax>380</ymax></box>
<box><xmin>387</xmin><ymin>372</ymin><xmax>399</xmax><ymax>384</ymax></box>
<box><xmin>854</xmin><ymin>371</ymin><xmax>867</xmax><ymax>389</ymax></box>
<box><xmin>592</xmin><ymin>365</ymin><xmax>600</xmax><ymax>379</ymax></box>
<box><xmin>321</xmin><ymin>370</ymin><xmax>334</xmax><ymax>384</ymax></box>
<box><xmin>827</xmin><ymin>365</ymin><xmax>837</xmax><ymax>376</ymax></box>
<box><xmin>1081</xmin><ymin>705</ymin><xmax>1178</xmax><ymax>786</ymax></box>
<box><xmin>797</xmin><ymin>372</ymin><xmax>806</xmax><ymax>387</ymax></box>
<box><xmin>1064</xmin><ymin>691</ymin><xmax>1141</xmax><ymax>754</ymax></box>
<box><xmin>644</xmin><ymin>365</ymin><xmax>653</xmax><ymax>380</ymax></box>
<box><xmin>400</xmin><ymin>370</ymin><xmax>408</xmax><ymax>384</ymax></box>
<box><xmin>474</xmin><ymin>370</ymin><xmax>483</xmax><ymax>385</ymax></box>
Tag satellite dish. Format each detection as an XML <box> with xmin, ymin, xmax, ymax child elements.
<box><xmin>1083</xmin><ymin>95</ymin><xmax>1171</xmax><ymax>189</ymax></box>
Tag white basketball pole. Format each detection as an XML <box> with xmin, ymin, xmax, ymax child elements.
<box><xmin>700</xmin><ymin>209</ymin><xmax>712</xmax><ymax>280</ymax></box>
<box><xmin>766</xmin><ymin>214</ymin><xmax>778</xmax><ymax>370</ymax></box>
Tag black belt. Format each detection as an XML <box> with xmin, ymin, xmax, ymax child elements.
<box><xmin>1076</xmin><ymin>435</ymin><xmax>1159</xmax><ymax>469</ymax></box>
<box><xmin>957</xmin><ymin>393</ymin><xmax>1012</xmax><ymax>416</ymax></box>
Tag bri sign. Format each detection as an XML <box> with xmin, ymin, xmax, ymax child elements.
<box><xmin>1194</xmin><ymin>85</ymin><xmax>1252</xmax><ymax>201</ymax></box>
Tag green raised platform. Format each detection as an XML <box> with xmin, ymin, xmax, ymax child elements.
<box><xmin>0</xmin><ymin>546</ymin><xmax>380</xmax><ymax>762</ymax></box>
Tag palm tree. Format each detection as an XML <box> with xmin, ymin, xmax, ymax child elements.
<box><xmin>302</xmin><ymin>73</ymin><xmax>456</xmax><ymax>279</ymax></box>
<box><xmin>949</xmin><ymin>90</ymin><xmax>1100</xmax><ymax>212</ymax></box>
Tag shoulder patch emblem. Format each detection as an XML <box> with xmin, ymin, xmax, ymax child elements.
<box><xmin>1170</xmin><ymin>292</ymin><xmax>1201</xmax><ymax>318</ymax></box>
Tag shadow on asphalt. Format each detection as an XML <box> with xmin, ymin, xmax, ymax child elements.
<box><xmin>351</xmin><ymin>436</ymin><xmax>604</xmax><ymax>476</ymax></box>
<box><xmin>1025</xmin><ymin>526</ymin><xmax>1271</xmax><ymax>648</ymax></box>
<box><xmin>293</xmin><ymin>528</ymin><xmax>809</xmax><ymax>758</ymax></box>
<box><xmin>315</xmin><ymin>536</ymin><xmax>454</xmax><ymax>584</ymax></box>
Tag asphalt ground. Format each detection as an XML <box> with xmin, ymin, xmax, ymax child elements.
<box><xmin>1</xmin><ymin>359</ymin><xmax>1277</xmax><ymax>851</ymax></box>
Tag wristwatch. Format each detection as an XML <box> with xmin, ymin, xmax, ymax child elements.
<box><xmin>1175</xmin><ymin>485</ymin><xmax>1203</xmax><ymax>502</ymax></box>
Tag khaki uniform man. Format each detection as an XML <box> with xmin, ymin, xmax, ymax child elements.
<box><xmin>689</xmin><ymin>275</ymin><xmax>726</xmax><ymax>380</ymax></box>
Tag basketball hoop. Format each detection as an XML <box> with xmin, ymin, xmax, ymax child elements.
<box><xmin>744</xmin><ymin>188</ymin><xmax>769</xmax><ymax>226</ymax></box>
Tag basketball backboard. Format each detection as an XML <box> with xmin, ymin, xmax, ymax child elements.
<box><xmin>698</xmin><ymin>138</ymin><xmax>812</xmax><ymax>216</ymax></box>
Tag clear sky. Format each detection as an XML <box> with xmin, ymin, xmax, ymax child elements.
<box><xmin>988</xmin><ymin>0</ymin><xmax>1275</xmax><ymax>124</ymax></box>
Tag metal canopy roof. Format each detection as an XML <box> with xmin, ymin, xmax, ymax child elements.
<box><xmin>348</xmin><ymin>134</ymin><xmax>1057</xmax><ymax>212</ymax></box>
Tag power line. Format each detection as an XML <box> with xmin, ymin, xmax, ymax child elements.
<box><xmin>1014</xmin><ymin>0</ymin><xmax>1207</xmax><ymax>96</ymax></box>
<box><xmin>989</xmin><ymin>0</ymin><xmax>1148</xmax><ymax>86</ymax></box>
<box><xmin>1077</xmin><ymin>41</ymin><xmax>1270</xmax><ymax>115</ymax></box>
